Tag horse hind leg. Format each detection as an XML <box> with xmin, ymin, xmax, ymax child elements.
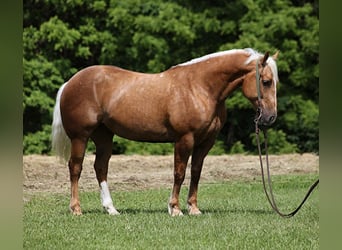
<box><xmin>68</xmin><ymin>138</ymin><xmax>87</xmax><ymax>215</ymax></box>
<box><xmin>91</xmin><ymin>125</ymin><xmax>119</xmax><ymax>215</ymax></box>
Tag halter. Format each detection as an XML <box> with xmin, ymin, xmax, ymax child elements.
<box><xmin>254</xmin><ymin>57</ymin><xmax>319</xmax><ymax>218</ymax></box>
<box><xmin>255</xmin><ymin>58</ymin><xmax>265</xmax><ymax>122</ymax></box>
<box><xmin>255</xmin><ymin>58</ymin><xmax>262</xmax><ymax>103</ymax></box>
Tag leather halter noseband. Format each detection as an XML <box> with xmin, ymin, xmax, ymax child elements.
<box><xmin>254</xmin><ymin>58</ymin><xmax>319</xmax><ymax>218</ymax></box>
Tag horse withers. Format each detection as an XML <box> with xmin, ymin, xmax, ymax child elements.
<box><xmin>51</xmin><ymin>48</ymin><xmax>279</xmax><ymax>216</ymax></box>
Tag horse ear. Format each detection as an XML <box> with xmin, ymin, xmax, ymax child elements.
<box><xmin>261</xmin><ymin>51</ymin><xmax>269</xmax><ymax>66</ymax></box>
<box><xmin>272</xmin><ymin>51</ymin><xmax>279</xmax><ymax>60</ymax></box>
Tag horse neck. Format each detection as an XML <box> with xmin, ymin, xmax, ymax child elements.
<box><xmin>188</xmin><ymin>53</ymin><xmax>255</xmax><ymax>103</ymax></box>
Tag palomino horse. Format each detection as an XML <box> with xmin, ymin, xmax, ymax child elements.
<box><xmin>52</xmin><ymin>48</ymin><xmax>279</xmax><ymax>216</ymax></box>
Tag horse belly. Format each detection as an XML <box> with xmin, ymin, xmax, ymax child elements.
<box><xmin>103</xmin><ymin>111</ymin><xmax>174</xmax><ymax>142</ymax></box>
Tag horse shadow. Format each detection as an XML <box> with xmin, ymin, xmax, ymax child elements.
<box><xmin>79</xmin><ymin>207</ymin><xmax>273</xmax><ymax>216</ymax></box>
<box><xmin>201</xmin><ymin>208</ymin><xmax>273</xmax><ymax>215</ymax></box>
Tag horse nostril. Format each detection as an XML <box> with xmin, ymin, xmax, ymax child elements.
<box><xmin>269</xmin><ymin>115</ymin><xmax>276</xmax><ymax>123</ymax></box>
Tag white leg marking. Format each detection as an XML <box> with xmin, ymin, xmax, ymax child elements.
<box><xmin>100</xmin><ymin>181</ymin><xmax>120</xmax><ymax>215</ymax></box>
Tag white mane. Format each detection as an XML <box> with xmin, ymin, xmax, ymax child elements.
<box><xmin>177</xmin><ymin>48</ymin><xmax>278</xmax><ymax>83</ymax></box>
<box><xmin>177</xmin><ymin>49</ymin><xmax>245</xmax><ymax>66</ymax></box>
<box><xmin>244</xmin><ymin>48</ymin><xmax>279</xmax><ymax>83</ymax></box>
<box><xmin>266</xmin><ymin>56</ymin><xmax>279</xmax><ymax>83</ymax></box>
<box><xmin>244</xmin><ymin>48</ymin><xmax>263</xmax><ymax>64</ymax></box>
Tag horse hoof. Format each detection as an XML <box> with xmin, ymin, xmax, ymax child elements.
<box><xmin>168</xmin><ymin>204</ymin><xmax>184</xmax><ymax>216</ymax></box>
<box><xmin>171</xmin><ymin>209</ymin><xmax>184</xmax><ymax>217</ymax></box>
<box><xmin>188</xmin><ymin>206</ymin><xmax>202</xmax><ymax>215</ymax></box>
<box><xmin>103</xmin><ymin>205</ymin><xmax>120</xmax><ymax>215</ymax></box>
<box><xmin>70</xmin><ymin>207</ymin><xmax>82</xmax><ymax>216</ymax></box>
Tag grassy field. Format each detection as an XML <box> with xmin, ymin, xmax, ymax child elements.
<box><xmin>24</xmin><ymin>174</ymin><xmax>318</xmax><ymax>250</ymax></box>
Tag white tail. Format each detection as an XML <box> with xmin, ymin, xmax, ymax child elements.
<box><xmin>51</xmin><ymin>82</ymin><xmax>70</xmax><ymax>162</ymax></box>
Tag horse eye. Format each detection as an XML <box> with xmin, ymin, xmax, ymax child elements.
<box><xmin>262</xmin><ymin>80</ymin><xmax>272</xmax><ymax>87</ymax></box>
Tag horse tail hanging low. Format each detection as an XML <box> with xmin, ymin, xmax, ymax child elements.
<box><xmin>51</xmin><ymin>82</ymin><xmax>71</xmax><ymax>162</ymax></box>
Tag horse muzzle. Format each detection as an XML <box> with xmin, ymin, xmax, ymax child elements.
<box><xmin>255</xmin><ymin>108</ymin><xmax>277</xmax><ymax>126</ymax></box>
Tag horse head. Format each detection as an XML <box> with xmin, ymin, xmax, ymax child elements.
<box><xmin>242</xmin><ymin>51</ymin><xmax>279</xmax><ymax>126</ymax></box>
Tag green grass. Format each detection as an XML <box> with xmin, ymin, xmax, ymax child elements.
<box><xmin>24</xmin><ymin>174</ymin><xmax>319</xmax><ymax>250</ymax></box>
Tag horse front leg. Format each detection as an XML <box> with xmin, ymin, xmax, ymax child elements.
<box><xmin>188</xmin><ymin>136</ymin><xmax>216</xmax><ymax>215</ymax></box>
<box><xmin>168</xmin><ymin>134</ymin><xmax>194</xmax><ymax>216</ymax></box>
<box><xmin>68</xmin><ymin>138</ymin><xmax>87</xmax><ymax>215</ymax></box>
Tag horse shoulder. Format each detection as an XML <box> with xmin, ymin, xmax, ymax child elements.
<box><xmin>167</xmin><ymin>84</ymin><xmax>218</xmax><ymax>133</ymax></box>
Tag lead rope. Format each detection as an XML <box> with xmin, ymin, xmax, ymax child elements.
<box><xmin>254</xmin><ymin>58</ymin><xmax>319</xmax><ymax>217</ymax></box>
<box><xmin>255</xmin><ymin>119</ymin><xmax>319</xmax><ymax>217</ymax></box>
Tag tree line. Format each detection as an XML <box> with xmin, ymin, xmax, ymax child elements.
<box><xmin>23</xmin><ymin>0</ymin><xmax>319</xmax><ymax>155</ymax></box>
